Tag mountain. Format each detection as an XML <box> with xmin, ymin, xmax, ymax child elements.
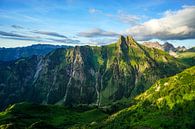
<box><xmin>186</xmin><ymin>47</ymin><xmax>195</xmax><ymax>52</ymax></box>
<box><xmin>0</xmin><ymin>35</ymin><xmax>190</xmax><ymax>110</ymax></box>
<box><xmin>0</xmin><ymin>44</ymin><xmax>69</xmax><ymax>61</ymax></box>
<box><xmin>177</xmin><ymin>47</ymin><xmax>195</xmax><ymax>66</ymax></box>
<box><xmin>142</xmin><ymin>41</ymin><xmax>163</xmax><ymax>50</ymax></box>
<box><xmin>0</xmin><ymin>66</ymin><xmax>194</xmax><ymax>129</ymax></box>
<box><xmin>143</xmin><ymin>41</ymin><xmax>187</xmax><ymax>53</ymax></box>
<box><xmin>89</xmin><ymin>66</ymin><xmax>195</xmax><ymax>129</ymax></box>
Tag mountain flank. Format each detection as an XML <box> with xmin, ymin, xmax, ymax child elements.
<box><xmin>0</xmin><ymin>36</ymin><xmax>191</xmax><ymax>110</ymax></box>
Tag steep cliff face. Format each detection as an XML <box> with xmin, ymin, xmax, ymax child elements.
<box><xmin>0</xmin><ymin>36</ymin><xmax>188</xmax><ymax>110</ymax></box>
<box><xmin>0</xmin><ymin>56</ymin><xmax>40</xmax><ymax>109</ymax></box>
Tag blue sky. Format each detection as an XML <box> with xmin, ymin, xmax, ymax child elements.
<box><xmin>0</xmin><ymin>0</ymin><xmax>195</xmax><ymax>48</ymax></box>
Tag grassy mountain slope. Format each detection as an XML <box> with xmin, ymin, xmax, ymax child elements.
<box><xmin>177</xmin><ymin>50</ymin><xmax>195</xmax><ymax>66</ymax></box>
<box><xmin>89</xmin><ymin>66</ymin><xmax>195</xmax><ymax>129</ymax></box>
<box><xmin>0</xmin><ymin>36</ymin><xmax>191</xmax><ymax>110</ymax></box>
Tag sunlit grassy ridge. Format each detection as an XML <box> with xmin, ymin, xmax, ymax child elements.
<box><xmin>86</xmin><ymin>66</ymin><xmax>195</xmax><ymax>129</ymax></box>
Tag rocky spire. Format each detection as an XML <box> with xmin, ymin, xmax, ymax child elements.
<box><xmin>118</xmin><ymin>35</ymin><xmax>126</xmax><ymax>45</ymax></box>
<box><xmin>126</xmin><ymin>35</ymin><xmax>137</xmax><ymax>46</ymax></box>
<box><xmin>117</xmin><ymin>35</ymin><xmax>137</xmax><ymax>48</ymax></box>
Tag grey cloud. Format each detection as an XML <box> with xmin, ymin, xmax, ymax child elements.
<box><xmin>0</xmin><ymin>31</ymin><xmax>35</xmax><ymax>38</ymax></box>
<box><xmin>33</xmin><ymin>31</ymin><xmax>67</xmax><ymax>38</ymax></box>
<box><xmin>49</xmin><ymin>38</ymin><xmax>81</xmax><ymax>44</ymax></box>
<box><xmin>78</xmin><ymin>28</ymin><xmax>119</xmax><ymax>38</ymax></box>
<box><xmin>0</xmin><ymin>31</ymin><xmax>80</xmax><ymax>45</ymax></box>
<box><xmin>11</xmin><ymin>25</ymin><xmax>24</xmax><ymax>29</ymax></box>
<box><xmin>0</xmin><ymin>36</ymin><xmax>45</xmax><ymax>42</ymax></box>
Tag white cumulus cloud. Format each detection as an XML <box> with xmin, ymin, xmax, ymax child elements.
<box><xmin>125</xmin><ymin>6</ymin><xmax>195</xmax><ymax>40</ymax></box>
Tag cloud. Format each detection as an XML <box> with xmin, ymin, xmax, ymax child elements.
<box><xmin>88</xmin><ymin>38</ymin><xmax>117</xmax><ymax>46</ymax></box>
<box><xmin>0</xmin><ymin>36</ymin><xmax>45</xmax><ymax>42</ymax></box>
<box><xmin>78</xmin><ymin>28</ymin><xmax>120</xmax><ymax>38</ymax></box>
<box><xmin>0</xmin><ymin>31</ymin><xmax>80</xmax><ymax>45</ymax></box>
<box><xmin>33</xmin><ymin>31</ymin><xmax>67</xmax><ymax>38</ymax></box>
<box><xmin>88</xmin><ymin>8</ymin><xmax>102</xmax><ymax>14</ymax></box>
<box><xmin>11</xmin><ymin>25</ymin><xmax>24</xmax><ymax>29</ymax></box>
<box><xmin>109</xmin><ymin>10</ymin><xmax>141</xmax><ymax>25</ymax></box>
<box><xmin>48</xmin><ymin>38</ymin><xmax>81</xmax><ymax>44</ymax></box>
<box><xmin>0</xmin><ymin>31</ymin><xmax>37</xmax><ymax>38</ymax></box>
<box><xmin>0</xmin><ymin>31</ymin><xmax>45</xmax><ymax>42</ymax></box>
<box><xmin>125</xmin><ymin>6</ymin><xmax>195</xmax><ymax>40</ymax></box>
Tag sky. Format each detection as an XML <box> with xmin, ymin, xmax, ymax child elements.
<box><xmin>0</xmin><ymin>0</ymin><xmax>195</xmax><ymax>48</ymax></box>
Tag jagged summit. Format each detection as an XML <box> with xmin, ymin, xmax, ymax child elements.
<box><xmin>117</xmin><ymin>35</ymin><xmax>137</xmax><ymax>47</ymax></box>
<box><xmin>143</xmin><ymin>41</ymin><xmax>187</xmax><ymax>52</ymax></box>
<box><xmin>126</xmin><ymin>35</ymin><xmax>137</xmax><ymax>46</ymax></box>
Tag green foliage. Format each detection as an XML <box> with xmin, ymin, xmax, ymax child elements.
<box><xmin>0</xmin><ymin>102</ymin><xmax>108</xmax><ymax>129</ymax></box>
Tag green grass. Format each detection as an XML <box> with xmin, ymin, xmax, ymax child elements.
<box><xmin>177</xmin><ymin>51</ymin><xmax>195</xmax><ymax>67</ymax></box>
<box><xmin>178</xmin><ymin>52</ymin><xmax>195</xmax><ymax>58</ymax></box>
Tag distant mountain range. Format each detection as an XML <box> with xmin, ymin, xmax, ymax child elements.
<box><xmin>0</xmin><ymin>41</ymin><xmax>191</xmax><ymax>62</ymax></box>
<box><xmin>142</xmin><ymin>41</ymin><xmax>187</xmax><ymax>53</ymax></box>
<box><xmin>0</xmin><ymin>44</ymin><xmax>70</xmax><ymax>61</ymax></box>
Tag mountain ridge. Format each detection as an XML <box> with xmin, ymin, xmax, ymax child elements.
<box><xmin>0</xmin><ymin>44</ymin><xmax>70</xmax><ymax>61</ymax></box>
<box><xmin>0</xmin><ymin>35</ymin><xmax>191</xmax><ymax>110</ymax></box>
<box><xmin>143</xmin><ymin>41</ymin><xmax>187</xmax><ymax>53</ymax></box>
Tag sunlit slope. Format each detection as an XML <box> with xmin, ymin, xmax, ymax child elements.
<box><xmin>90</xmin><ymin>66</ymin><xmax>195</xmax><ymax>129</ymax></box>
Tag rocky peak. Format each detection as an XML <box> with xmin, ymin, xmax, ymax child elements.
<box><xmin>118</xmin><ymin>35</ymin><xmax>126</xmax><ymax>45</ymax></box>
<box><xmin>143</xmin><ymin>41</ymin><xmax>163</xmax><ymax>50</ymax></box>
<box><xmin>126</xmin><ymin>35</ymin><xmax>137</xmax><ymax>46</ymax></box>
<box><xmin>176</xmin><ymin>46</ymin><xmax>187</xmax><ymax>52</ymax></box>
<box><xmin>163</xmin><ymin>42</ymin><xmax>176</xmax><ymax>52</ymax></box>
<box><xmin>117</xmin><ymin>35</ymin><xmax>137</xmax><ymax>48</ymax></box>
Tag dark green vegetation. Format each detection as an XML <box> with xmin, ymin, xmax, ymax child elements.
<box><xmin>0</xmin><ymin>44</ymin><xmax>69</xmax><ymax>61</ymax></box>
<box><xmin>0</xmin><ymin>36</ymin><xmax>192</xmax><ymax>110</ymax></box>
<box><xmin>0</xmin><ymin>102</ymin><xmax>108</xmax><ymax>129</ymax></box>
<box><xmin>86</xmin><ymin>66</ymin><xmax>195</xmax><ymax>129</ymax></box>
